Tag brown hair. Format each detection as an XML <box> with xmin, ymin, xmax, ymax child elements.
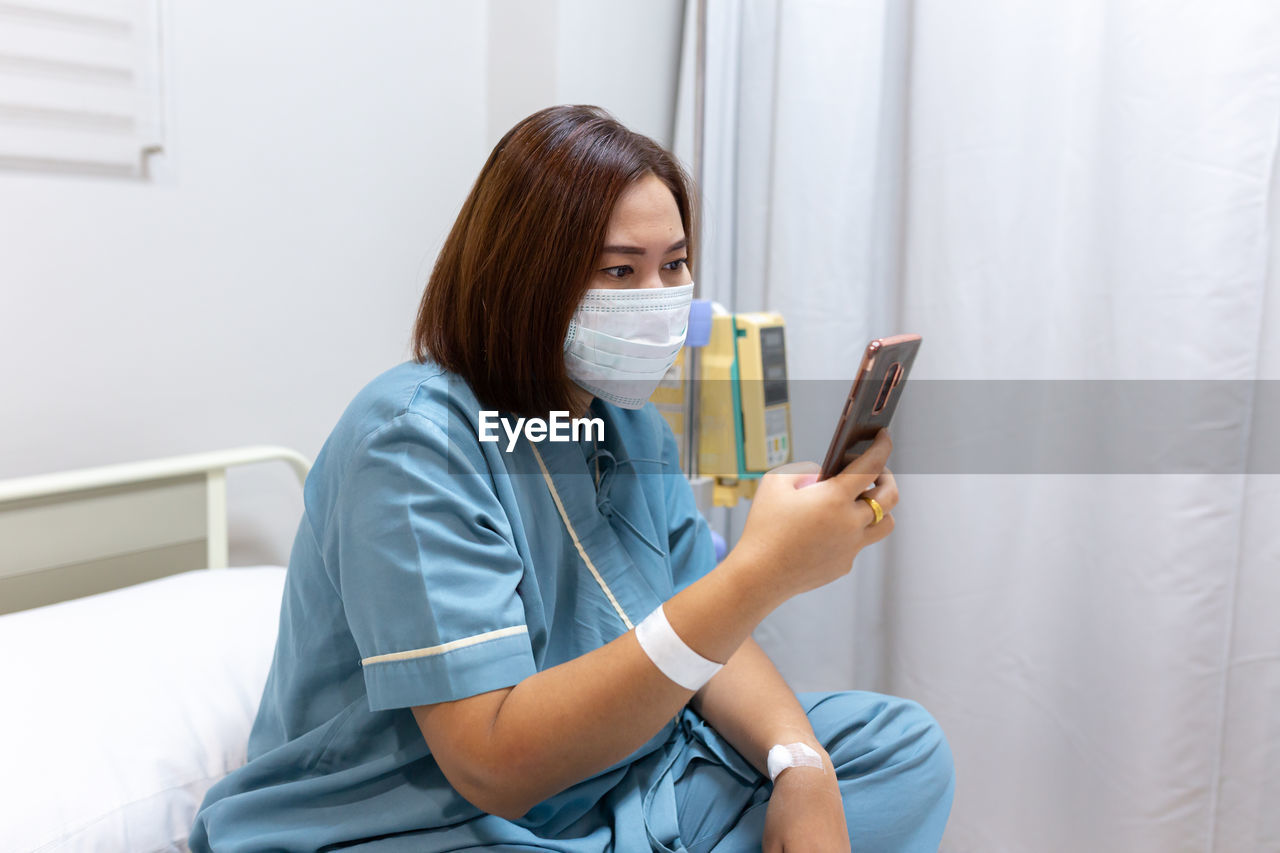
<box><xmin>412</xmin><ymin>104</ymin><xmax>697</xmax><ymax>417</ymax></box>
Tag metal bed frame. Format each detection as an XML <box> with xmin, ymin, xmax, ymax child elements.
<box><xmin>0</xmin><ymin>446</ymin><xmax>309</xmax><ymax>615</ymax></box>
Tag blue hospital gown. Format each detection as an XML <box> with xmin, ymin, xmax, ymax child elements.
<box><xmin>189</xmin><ymin>360</ymin><xmax>954</xmax><ymax>852</ymax></box>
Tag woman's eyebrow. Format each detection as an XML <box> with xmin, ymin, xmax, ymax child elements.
<box><xmin>601</xmin><ymin>238</ymin><xmax>688</xmax><ymax>256</ymax></box>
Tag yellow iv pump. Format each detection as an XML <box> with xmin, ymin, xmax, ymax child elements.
<box><xmin>651</xmin><ymin>305</ymin><xmax>792</xmax><ymax>507</ymax></box>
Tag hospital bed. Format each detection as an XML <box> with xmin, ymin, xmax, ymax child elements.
<box><xmin>0</xmin><ymin>447</ymin><xmax>309</xmax><ymax>853</ymax></box>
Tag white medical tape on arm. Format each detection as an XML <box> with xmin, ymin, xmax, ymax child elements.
<box><xmin>767</xmin><ymin>742</ymin><xmax>825</xmax><ymax>782</ymax></box>
<box><xmin>633</xmin><ymin>604</ymin><xmax>722</xmax><ymax>691</ymax></box>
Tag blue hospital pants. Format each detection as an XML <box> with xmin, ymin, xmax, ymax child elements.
<box><xmin>665</xmin><ymin>690</ymin><xmax>955</xmax><ymax>853</ymax></box>
<box><xmin>310</xmin><ymin>690</ymin><xmax>954</xmax><ymax>852</ymax></box>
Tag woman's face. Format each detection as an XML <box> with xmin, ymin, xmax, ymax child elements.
<box><xmin>590</xmin><ymin>173</ymin><xmax>692</xmax><ymax>291</ymax></box>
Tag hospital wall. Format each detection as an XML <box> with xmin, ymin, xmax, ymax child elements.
<box><xmin>0</xmin><ymin>0</ymin><xmax>685</xmax><ymax>566</ymax></box>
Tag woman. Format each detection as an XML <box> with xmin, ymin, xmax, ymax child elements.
<box><xmin>190</xmin><ymin>105</ymin><xmax>954</xmax><ymax>852</ymax></box>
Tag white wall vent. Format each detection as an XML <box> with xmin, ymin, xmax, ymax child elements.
<box><xmin>0</xmin><ymin>0</ymin><xmax>162</xmax><ymax>176</ymax></box>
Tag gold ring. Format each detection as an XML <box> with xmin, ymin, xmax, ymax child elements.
<box><xmin>860</xmin><ymin>495</ymin><xmax>884</xmax><ymax>525</ymax></box>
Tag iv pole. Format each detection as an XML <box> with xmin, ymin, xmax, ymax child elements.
<box><xmin>683</xmin><ymin>0</ymin><xmax>708</xmax><ymax>482</ymax></box>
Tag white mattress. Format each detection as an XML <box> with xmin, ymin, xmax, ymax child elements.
<box><xmin>0</xmin><ymin>566</ymin><xmax>287</xmax><ymax>853</ymax></box>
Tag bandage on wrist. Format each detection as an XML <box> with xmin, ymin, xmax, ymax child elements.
<box><xmin>766</xmin><ymin>742</ymin><xmax>825</xmax><ymax>782</ymax></box>
<box><xmin>634</xmin><ymin>605</ymin><xmax>723</xmax><ymax>691</ymax></box>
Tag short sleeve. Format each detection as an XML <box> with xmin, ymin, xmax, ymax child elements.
<box><xmin>335</xmin><ymin>412</ymin><xmax>536</xmax><ymax>711</ymax></box>
<box><xmin>659</xmin><ymin>420</ymin><xmax>719</xmax><ymax>595</ymax></box>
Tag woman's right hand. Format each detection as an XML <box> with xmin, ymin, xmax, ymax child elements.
<box><xmin>732</xmin><ymin>429</ymin><xmax>898</xmax><ymax>602</ymax></box>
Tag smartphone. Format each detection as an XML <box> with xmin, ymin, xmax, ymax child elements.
<box><xmin>818</xmin><ymin>334</ymin><xmax>922</xmax><ymax>481</ymax></box>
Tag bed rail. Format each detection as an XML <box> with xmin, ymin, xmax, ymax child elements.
<box><xmin>0</xmin><ymin>446</ymin><xmax>310</xmax><ymax>614</ymax></box>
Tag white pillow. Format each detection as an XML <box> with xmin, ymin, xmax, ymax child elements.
<box><xmin>0</xmin><ymin>566</ymin><xmax>286</xmax><ymax>853</ymax></box>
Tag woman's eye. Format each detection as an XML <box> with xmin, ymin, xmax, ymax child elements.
<box><xmin>663</xmin><ymin>258</ymin><xmax>689</xmax><ymax>271</ymax></box>
<box><xmin>601</xmin><ymin>265</ymin><xmax>633</xmax><ymax>279</ymax></box>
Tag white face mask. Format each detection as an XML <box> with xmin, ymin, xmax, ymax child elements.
<box><xmin>564</xmin><ymin>283</ymin><xmax>694</xmax><ymax>408</ymax></box>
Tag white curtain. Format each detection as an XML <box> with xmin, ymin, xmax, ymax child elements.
<box><xmin>675</xmin><ymin>2</ymin><xmax>1280</xmax><ymax>851</ymax></box>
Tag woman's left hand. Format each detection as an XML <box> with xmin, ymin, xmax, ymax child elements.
<box><xmin>762</xmin><ymin>764</ymin><xmax>850</xmax><ymax>853</ymax></box>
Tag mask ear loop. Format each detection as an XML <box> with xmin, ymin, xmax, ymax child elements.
<box><xmin>530</xmin><ymin>444</ymin><xmax>634</xmax><ymax>630</ymax></box>
<box><xmin>584</xmin><ymin>447</ymin><xmax>667</xmax><ymax>558</ymax></box>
